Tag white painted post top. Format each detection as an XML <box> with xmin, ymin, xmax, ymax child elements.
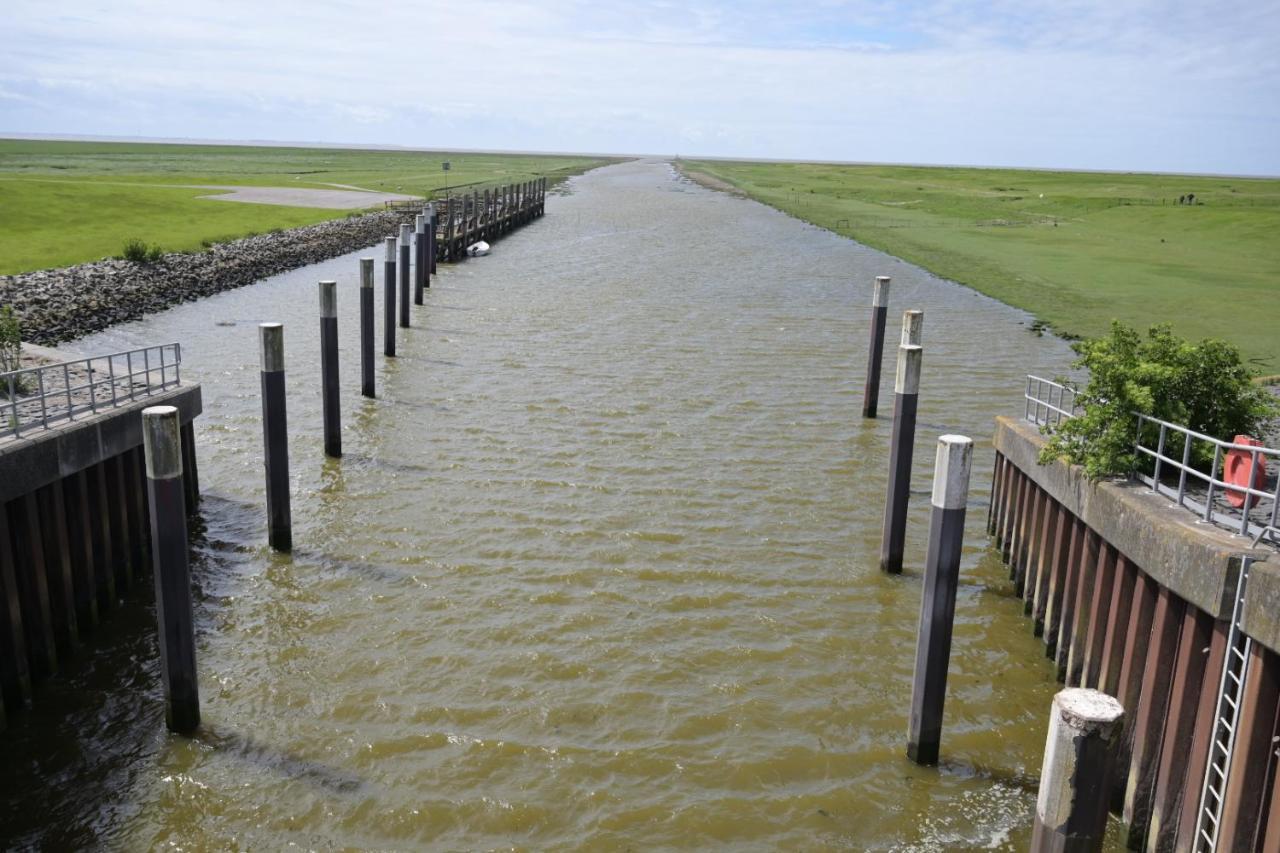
<box><xmin>318</xmin><ymin>280</ymin><xmax>337</xmax><ymax>318</ymax></box>
<box><xmin>415</xmin><ymin>214</ymin><xmax>426</xmax><ymax>232</ymax></box>
<box><xmin>360</xmin><ymin>258</ymin><xmax>374</xmax><ymax>288</ymax></box>
<box><xmin>930</xmin><ymin>434</ymin><xmax>973</xmax><ymax>509</ymax></box>
<box><xmin>872</xmin><ymin>275</ymin><xmax>891</xmax><ymax>307</ymax></box>
<box><xmin>895</xmin><ymin>345</ymin><xmax>923</xmax><ymax>395</ymax></box>
<box><xmin>142</xmin><ymin>405</ymin><xmax>183</xmax><ymax>480</ymax></box>
<box><xmin>259</xmin><ymin>322</ymin><xmax>285</xmax><ymax>373</ymax></box>
<box><xmin>384</xmin><ymin>236</ymin><xmax>397</xmax><ymax>262</ymax></box>
<box><xmin>902</xmin><ymin>310</ymin><xmax>924</xmax><ymax>347</ymax></box>
<box><xmin>399</xmin><ymin>223</ymin><xmax>412</xmax><ymax>245</ymax></box>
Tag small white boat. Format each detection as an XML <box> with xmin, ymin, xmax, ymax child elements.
<box><xmin>466</xmin><ymin>241</ymin><xmax>490</xmax><ymax>257</ymax></box>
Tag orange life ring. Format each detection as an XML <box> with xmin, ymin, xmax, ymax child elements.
<box><xmin>1223</xmin><ymin>435</ymin><xmax>1267</xmax><ymax>509</ymax></box>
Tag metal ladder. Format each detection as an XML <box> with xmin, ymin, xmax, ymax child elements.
<box><xmin>1193</xmin><ymin>557</ymin><xmax>1254</xmax><ymax>851</ymax></box>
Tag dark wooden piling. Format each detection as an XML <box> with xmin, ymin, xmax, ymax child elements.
<box><xmin>414</xmin><ymin>214</ymin><xmax>426</xmax><ymax>306</ymax></box>
<box><xmin>398</xmin><ymin>224</ymin><xmax>411</xmax><ymax>328</ymax></box>
<box><xmin>319</xmin><ymin>280</ymin><xmax>341</xmax><ymax>458</ymax></box>
<box><xmin>907</xmin><ymin>434</ymin><xmax>973</xmax><ymax>765</ymax></box>
<box><xmin>428</xmin><ymin>204</ymin><xmax>437</xmax><ymax>276</ymax></box>
<box><xmin>360</xmin><ymin>258</ymin><xmax>375</xmax><ymax>398</ymax></box>
<box><xmin>258</xmin><ymin>323</ymin><xmax>292</xmax><ymax>552</ymax></box>
<box><xmin>862</xmin><ymin>276</ymin><xmax>890</xmax><ymax>418</ymax></box>
<box><xmin>383</xmin><ymin>237</ymin><xmax>396</xmax><ymax>357</ymax></box>
<box><xmin>142</xmin><ymin>405</ymin><xmax>200</xmax><ymax>734</ymax></box>
<box><xmin>879</xmin><ymin>343</ymin><xmax>922</xmax><ymax>573</ymax></box>
<box><xmin>0</xmin><ymin>507</ymin><xmax>32</xmax><ymax>711</ymax></box>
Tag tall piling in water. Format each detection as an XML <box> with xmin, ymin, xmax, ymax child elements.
<box><xmin>318</xmin><ymin>280</ymin><xmax>341</xmax><ymax>458</ymax></box>
<box><xmin>879</xmin><ymin>343</ymin><xmax>923</xmax><ymax>573</ymax></box>
<box><xmin>428</xmin><ymin>203</ymin><xmax>437</xmax><ymax>277</ymax></box>
<box><xmin>907</xmin><ymin>434</ymin><xmax>973</xmax><ymax>765</ymax></box>
<box><xmin>862</xmin><ymin>276</ymin><xmax>891</xmax><ymax>418</ymax></box>
<box><xmin>383</xmin><ymin>237</ymin><xmax>396</xmax><ymax>357</ymax></box>
<box><xmin>259</xmin><ymin>323</ymin><xmax>292</xmax><ymax>552</ymax></box>
<box><xmin>142</xmin><ymin>404</ymin><xmax>200</xmax><ymax>733</ymax></box>
<box><xmin>414</xmin><ymin>214</ymin><xmax>426</xmax><ymax>305</ymax></box>
<box><xmin>359</xmin><ymin>258</ymin><xmax>375</xmax><ymax>398</ymax></box>
<box><xmin>398</xmin><ymin>223</ymin><xmax>411</xmax><ymax>328</ymax></box>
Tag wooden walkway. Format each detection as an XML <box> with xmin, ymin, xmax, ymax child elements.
<box><xmin>387</xmin><ymin>177</ymin><xmax>548</xmax><ymax>262</ymax></box>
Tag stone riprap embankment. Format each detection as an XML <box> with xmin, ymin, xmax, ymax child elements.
<box><xmin>0</xmin><ymin>208</ymin><xmax>414</xmax><ymax>344</ymax></box>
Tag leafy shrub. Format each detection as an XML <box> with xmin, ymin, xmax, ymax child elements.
<box><xmin>1039</xmin><ymin>322</ymin><xmax>1279</xmax><ymax>480</ymax></box>
<box><xmin>122</xmin><ymin>238</ymin><xmax>165</xmax><ymax>263</ymax></box>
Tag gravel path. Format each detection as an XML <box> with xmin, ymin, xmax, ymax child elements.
<box><xmin>194</xmin><ymin>185</ymin><xmax>419</xmax><ymax>209</ymax></box>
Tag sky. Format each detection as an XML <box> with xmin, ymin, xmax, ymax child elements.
<box><xmin>2</xmin><ymin>0</ymin><xmax>1278</xmax><ymax>174</ymax></box>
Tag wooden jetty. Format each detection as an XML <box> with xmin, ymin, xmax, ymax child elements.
<box><xmin>435</xmin><ymin>177</ymin><xmax>546</xmax><ymax>261</ymax></box>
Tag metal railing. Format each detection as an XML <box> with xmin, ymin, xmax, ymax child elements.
<box><xmin>1024</xmin><ymin>375</ymin><xmax>1078</xmax><ymax>427</ymax></box>
<box><xmin>1134</xmin><ymin>414</ymin><xmax>1278</xmax><ymax>544</ymax></box>
<box><xmin>1</xmin><ymin>343</ymin><xmax>182</xmax><ymax>440</ymax></box>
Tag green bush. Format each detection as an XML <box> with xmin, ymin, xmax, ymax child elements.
<box><xmin>1039</xmin><ymin>322</ymin><xmax>1279</xmax><ymax>480</ymax></box>
<box><xmin>121</xmin><ymin>238</ymin><xmax>164</xmax><ymax>263</ymax></box>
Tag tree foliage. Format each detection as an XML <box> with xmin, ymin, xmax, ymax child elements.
<box><xmin>1039</xmin><ymin>322</ymin><xmax>1278</xmax><ymax>480</ymax></box>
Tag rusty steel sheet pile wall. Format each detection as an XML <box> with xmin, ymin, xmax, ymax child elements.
<box><xmin>991</xmin><ymin>415</ymin><xmax>1279</xmax><ymax>850</ymax></box>
<box><xmin>0</xmin><ymin>384</ymin><xmax>202</xmax><ymax>729</ymax></box>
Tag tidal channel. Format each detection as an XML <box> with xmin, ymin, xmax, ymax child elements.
<box><xmin>2</xmin><ymin>160</ymin><xmax>1108</xmax><ymax>849</ymax></box>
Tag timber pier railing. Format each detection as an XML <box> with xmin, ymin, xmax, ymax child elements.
<box><xmin>386</xmin><ymin>177</ymin><xmax>548</xmax><ymax>262</ymax></box>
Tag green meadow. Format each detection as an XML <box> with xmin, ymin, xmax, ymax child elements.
<box><xmin>0</xmin><ymin>139</ymin><xmax>613</xmax><ymax>275</ymax></box>
<box><xmin>681</xmin><ymin>159</ymin><xmax>1280</xmax><ymax>368</ymax></box>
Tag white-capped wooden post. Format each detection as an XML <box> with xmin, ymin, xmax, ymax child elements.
<box><xmin>359</xmin><ymin>258</ymin><xmax>375</xmax><ymax>397</ymax></box>
<box><xmin>142</xmin><ymin>405</ymin><xmax>199</xmax><ymax>733</ymax></box>
<box><xmin>879</xmin><ymin>344</ymin><xmax>923</xmax><ymax>573</ymax></box>
<box><xmin>318</xmin><ymin>280</ymin><xmax>340</xmax><ymax>458</ymax></box>
<box><xmin>907</xmin><ymin>434</ymin><xmax>973</xmax><ymax>765</ymax></box>
<box><xmin>862</xmin><ymin>276</ymin><xmax>891</xmax><ymax>418</ymax></box>
<box><xmin>414</xmin><ymin>213</ymin><xmax>426</xmax><ymax>305</ymax></box>
<box><xmin>259</xmin><ymin>323</ymin><xmax>291</xmax><ymax>552</ymax></box>
<box><xmin>383</xmin><ymin>237</ymin><xmax>396</xmax><ymax>357</ymax></box>
<box><xmin>398</xmin><ymin>223</ymin><xmax>411</xmax><ymax>328</ymax></box>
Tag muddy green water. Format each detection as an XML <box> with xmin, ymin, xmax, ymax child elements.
<box><xmin>3</xmin><ymin>160</ymin><xmax>1121</xmax><ymax>849</ymax></box>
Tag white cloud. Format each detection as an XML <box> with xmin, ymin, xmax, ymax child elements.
<box><xmin>1</xmin><ymin>0</ymin><xmax>1276</xmax><ymax>172</ymax></box>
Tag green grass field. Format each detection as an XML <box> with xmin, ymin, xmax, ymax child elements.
<box><xmin>680</xmin><ymin>159</ymin><xmax>1280</xmax><ymax>368</ymax></box>
<box><xmin>0</xmin><ymin>139</ymin><xmax>614</xmax><ymax>275</ymax></box>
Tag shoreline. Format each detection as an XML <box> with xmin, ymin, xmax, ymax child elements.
<box><xmin>0</xmin><ymin>208</ymin><xmax>413</xmax><ymax>345</ymax></box>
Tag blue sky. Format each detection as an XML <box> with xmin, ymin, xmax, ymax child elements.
<box><xmin>2</xmin><ymin>0</ymin><xmax>1277</xmax><ymax>174</ymax></box>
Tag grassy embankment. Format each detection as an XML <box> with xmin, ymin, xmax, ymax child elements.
<box><xmin>679</xmin><ymin>160</ymin><xmax>1280</xmax><ymax>368</ymax></box>
<box><xmin>0</xmin><ymin>139</ymin><xmax>615</xmax><ymax>275</ymax></box>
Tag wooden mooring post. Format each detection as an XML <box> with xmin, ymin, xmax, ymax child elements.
<box><xmin>359</xmin><ymin>258</ymin><xmax>375</xmax><ymax>398</ymax></box>
<box><xmin>907</xmin><ymin>434</ymin><xmax>973</xmax><ymax>765</ymax></box>
<box><xmin>862</xmin><ymin>276</ymin><xmax>890</xmax><ymax>418</ymax></box>
<box><xmin>414</xmin><ymin>214</ymin><xmax>426</xmax><ymax>305</ymax></box>
<box><xmin>142</xmin><ymin>405</ymin><xmax>200</xmax><ymax>733</ymax></box>
<box><xmin>318</xmin><ymin>280</ymin><xmax>340</xmax><ymax>458</ymax></box>
<box><xmin>398</xmin><ymin>223</ymin><xmax>411</xmax><ymax>328</ymax></box>
<box><xmin>383</xmin><ymin>237</ymin><xmax>396</xmax><ymax>357</ymax></box>
<box><xmin>879</xmin><ymin>342</ymin><xmax>923</xmax><ymax>573</ymax></box>
<box><xmin>259</xmin><ymin>323</ymin><xmax>292</xmax><ymax>552</ymax></box>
